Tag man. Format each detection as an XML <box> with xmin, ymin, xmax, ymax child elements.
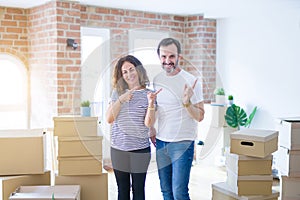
<box><xmin>153</xmin><ymin>38</ymin><xmax>205</xmax><ymax>200</ymax></box>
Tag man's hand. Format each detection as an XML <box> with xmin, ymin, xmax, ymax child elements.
<box><xmin>183</xmin><ymin>79</ymin><xmax>197</xmax><ymax>104</ymax></box>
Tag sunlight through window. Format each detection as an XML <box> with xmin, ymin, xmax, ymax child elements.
<box><xmin>0</xmin><ymin>54</ymin><xmax>27</xmax><ymax>129</ymax></box>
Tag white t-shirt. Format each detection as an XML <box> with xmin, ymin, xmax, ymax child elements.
<box><xmin>153</xmin><ymin>69</ymin><xmax>203</xmax><ymax>142</ymax></box>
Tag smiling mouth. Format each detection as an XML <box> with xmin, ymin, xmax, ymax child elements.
<box><xmin>163</xmin><ymin>62</ymin><xmax>174</xmax><ymax>67</ymax></box>
<box><xmin>127</xmin><ymin>76</ymin><xmax>136</xmax><ymax>82</ymax></box>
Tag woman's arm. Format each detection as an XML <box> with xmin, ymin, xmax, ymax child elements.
<box><xmin>106</xmin><ymin>89</ymin><xmax>135</xmax><ymax>124</ymax></box>
<box><xmin>105</xmin><ymin>98</ymin><xmax>123</xmax><ymax>124</ymax></box>
<box><xmin>144</xmin><ymin>100</ymin><xmax>156</xmax><ymax>127</ymax></box>
<box><xmin>144</xmin><ymin>89</ymin><xmax>162</xmax><ymax>127</ymax></box>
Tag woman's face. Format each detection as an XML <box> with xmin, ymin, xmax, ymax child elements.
<box><xmin>121</xmin><ymin>61</ymin><xmax>139</xmax><ymax>88</ymax></box>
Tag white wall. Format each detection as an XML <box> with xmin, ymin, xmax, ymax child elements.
<box><xmin>216</xmin><ymin>1</ymin><xmax>300</xmax><ymax>129</ymax></box>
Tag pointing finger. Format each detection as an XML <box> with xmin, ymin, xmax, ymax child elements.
<box><xmin>184</xmin><ymin>84</ymin><xmax>187</xmax><ymax>90</ymax></box>
<box><xmin>192</xmin><ymin>79</ymin><xmax>198</xmax><ymax>89</ymax></box>
<box><xmin>128</xmin><ymin>86</ymin><xmax>139</xmax><ymax>93</ymax></box>
<box><xmin>154</xmin><ymin>88</ymin><xmax>162</xmax><ymax>95</ymax></box>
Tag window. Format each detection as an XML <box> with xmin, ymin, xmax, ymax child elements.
<box><xmin>0</xmin><ymin>54</ymin><xmax>28</xmax><ymax>129</ymax></box>
<box><xmin>81</xmin><ymin>27</ymin><xmax>110</xmax><ymax>120</ymax></box>
<box><xmin>81</xmin><ymin>27</ymin><xmax>111</xmax><ymax>163</ymax></box>
<box><xmin>129</xmin><ymin>30</ymin><xmax>169</xmax><ymax>89</ymax></box>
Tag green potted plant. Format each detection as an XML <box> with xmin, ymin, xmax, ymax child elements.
<box><xmin>214</xmin><ymin>87</ymin><xmax>226</xmax><ymax>104</ymax></box>
<box><xmin>228</xmin><ymin>95</ymin><xmax>234</xmax><ymax>105</ymax></box>
<box><xmin>80</xmin><ymin>100</ymin><xmax>91</xmax><ymax>117</ymax></box>
<box><xmin>225</xmin><ymin>104</ymin><xmax>257</xmax><ymax>130</ymax></box>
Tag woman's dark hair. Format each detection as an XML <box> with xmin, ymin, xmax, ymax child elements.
<box><xmin>112</xmin><ymin>55</ymin><xmax>149</xmax><ymax>94</ymax></box>
<box><xmin>157</xmin><ymin>38</ymin><xmax>181</xmax><ymax>56</ymax></box>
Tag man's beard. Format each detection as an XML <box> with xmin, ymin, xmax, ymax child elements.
<box><xmin>162</xmin><ymin>60</ymin><xmax>178</xmax><ymax>74</ymax></box>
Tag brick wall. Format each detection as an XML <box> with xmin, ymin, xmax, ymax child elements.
<box><xmin>80</xmin><ymin>5</ymin><xmax>216</xmax><ymax>103</ymax></box>
<box><xmin>0</xmin><ymin>7</ymin><xmax>28</xmax><ymax>65</ymax></box>
<box><xmin>184</xmin><ymin>15</ymin><xmax>216</xmax><ymax>101</ymax></box>
<box><xmin>27</xmin><ymin>2</ymin><xmax>59</xmax><ymax>127</ymax></box>
<box><xmin>0</xmin><ymin>1</ymin><xmax>216</xmax><ymax>126</ymax></box>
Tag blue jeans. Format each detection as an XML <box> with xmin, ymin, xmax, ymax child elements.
<box><xmin>156</xmin><ymin>139</ymin><xmax>194</xmax><ymax>200</ymax></box>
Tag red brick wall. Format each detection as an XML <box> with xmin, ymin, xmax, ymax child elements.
<box><xmin>184</xmin><ymin>16</ymin><xmax>216</xmax><ymax>101</ymax></box>
<box><xmin>0</xmin><ymin>1</ymin><xmax>216</xmax><ymax>121</ymax></box>
<box><xmin>28</xmin><ymin>1</ymin><xmax>82</xmax><ymax>116</ymax></box>
<box><xmin>55</xmin><ymin>1</ymin><xmax>82</xmax><ymax>114</ymax></box>
<box><xmin>0</xmin><ymin>7</ymin><xmax>28</xmax><ymax>65</ymax></box>
<box><xmin>80</xmin><ymin>5</ymin><xmax>216</xmax><ymax>103</ymax></box>
<box><xmin>80</xmin><ymin>7</ymin><xmax>186</xmax><ymax>62</ymax></box>
<box><xmin>27</xmin><ymin>2</ymin><xmax>59</xmax><ymax>126</ymax></box>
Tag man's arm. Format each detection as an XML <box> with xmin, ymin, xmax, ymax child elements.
<box><xmin>183</xmin><ymin>101</ymin><xmax>205</xmax><ymax>122</ymax></box>
<box><xmin>182</xmin><ymin>79</ymin><xmax>205</xmax><ymax>122</ymax></box>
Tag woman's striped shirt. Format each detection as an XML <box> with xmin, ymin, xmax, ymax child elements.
<box><xmin>110</xmin><ymin>89</ymin><xmax>151</xmax><ymax>151</ymax></box>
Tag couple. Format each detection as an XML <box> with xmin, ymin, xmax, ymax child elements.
<box><xmin>106</xmin><ymin>38</ymin><xmax>205</xmax><ymax>200</ymax></box>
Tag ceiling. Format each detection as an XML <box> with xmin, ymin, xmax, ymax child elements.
<box><xmin>0</xmin><ymin>0</ymin><xmax>299</xmax><ymax>18</ymax></box>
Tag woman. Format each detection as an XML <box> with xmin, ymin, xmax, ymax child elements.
<box><xmin>106</xmin><ymin>55</ymin><xmax>160</xmax><ymax>200</ymax></box>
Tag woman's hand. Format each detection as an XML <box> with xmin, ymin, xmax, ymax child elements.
<box><xmin>145</xmin><ymin>88</ymin><xmax>162</xmax><ymax>128</ymax></box>
<box><xmin>119</xmin><ymin>88</ymin><xmax>135</xmax><ymax>103</ymax></box>
<box><xmin>149</xmin><ymin>126</ymin><xmax>157</xmax><ymax>147</ymax></box>
<box><xmin>147</xmin><ymin>88</ymin><xmax>162</xmax><ymax>106</ymax></box>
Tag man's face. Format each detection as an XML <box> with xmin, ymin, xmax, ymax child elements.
<box><xmin>159</xmin><ymin>44</ymin><xmax>179</xmax><ymax>74</ymax></box>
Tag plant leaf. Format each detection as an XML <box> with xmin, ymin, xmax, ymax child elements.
<box><xmin>225</xmin><ymin>104</ymin><xmax>248</xmax><ymax>129</ymax></box>
<box><xmin>245</xmin><ymin>106</ymin><xmax>257</xmax><ymax>127</ymax></box>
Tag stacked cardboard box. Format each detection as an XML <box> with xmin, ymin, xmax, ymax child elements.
<box><xmin>55</xmin><ymin>173</ymin><xmax>108</xmax><ymax>200</ymax></box>
<box><xmin>9</xmin><ymin>185</ymin><xmax>80</xmax><ymax>200</ymax></box>
<box><xmin>275</xmin><ymin>118</ymin><xmax>300</xmax><ymax>199</ymax></box>
<box><xmin>53</xmin><ymin>116</ymin><xmax>108</xmax><ymax>200</ymax></box>
<box><xmin>0</xmin><ymin>172</ymin><xmax>51</xmax><ymax>200</ymax></box>
<box><xmin>0</xmin><ymin>129</ymin><xmax>51</xmax><ymax>199</ymax></box>
<box><xmin>212</xmin><ymin>182</ymin><xmax>279</xmax><ymax>200</ymax></box>
<box><xmin>212</xmin><ymin>129</ymin><xmax>279</xmax><ymax>199</ymax></box>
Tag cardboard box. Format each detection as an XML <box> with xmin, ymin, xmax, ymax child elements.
<box><xmin>9</xmin><ymin>185</ymin><xmax>80</xmax><ymax>200</ymax></box>
<box><xmin>0</xmin><ymin>129</ymin><xmax>47</xmax><ymax>175</ymax></box>
<box><xmin>281</xmin><ymin>176</ymin><xmax>300</xmax><ymax>199</ymax></box>
<box><xmin>55</xmin><ymin>173</ymin><xmax>108</xmax><ymax>200</ymax></box>
<box><xmin>230</xmin><ymin>129</ymin><xmax>278</xmax><ymax>158</ymax></box>
<box><xmin>0</xmin><ymin>171</ymin><xmax>50</xmax><ymax>200</ymax></box>
<box><xmin>212</xmin><ymin>182</ymin><xmax>279</xmax><ymax>200</ymax></box>
<box><xmin>274</xmin><ymin>147</ymin><xmax>300</xmax><ymax>177</ymax></box>
<box><xmin>275</xmin><ymin>118</ymin><xmax>300</xmax><ymax>150</ymax></box>
<box><xmin>58</xmin><ymin>156</ymin><xmax>102</xmax><ymax>175</ymax></box>
<box><xmin>211</xmin><ymin>104</ymin><xmax>226</xmax><ymax>128</ymax></box>
<box><xmin>225</xmin><ymin>153</ymin><xmax>273</xmax><ymax>175</ymax></box>
<box><xmin>57</xmin><ymin>136</ymin><xmax>102</xmax><ymax>157</ymax></box>
<box><xmin>226</xmin><ymin>170</ymin><xmax>273</xmax><ymax>196</ymax></box>
<box><xmin>53</xmin><ymin>116</ymin><xmax>98</xmax><ymax>137</ymax></box>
